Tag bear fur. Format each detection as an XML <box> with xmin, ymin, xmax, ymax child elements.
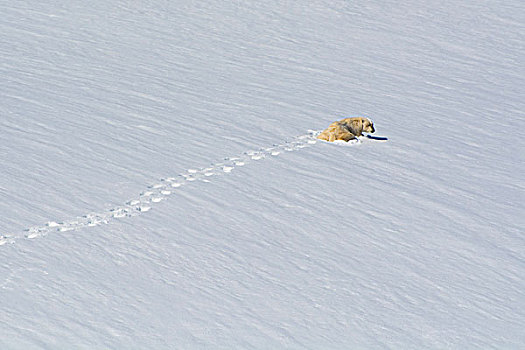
<box><xmin>317</xmin><ymin>117</ymin><xmax>375</xmax><ymax>142</ymax></box>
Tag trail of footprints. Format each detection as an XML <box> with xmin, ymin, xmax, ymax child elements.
<box><xmin>0</xmin><ymin>132</ymin><xmax>320</xmax><ymax>246</ymax></box>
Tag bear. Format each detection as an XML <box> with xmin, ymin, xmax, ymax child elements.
<box><xmin>317</xmin><ymin>117</ymin><xmax>375</xmax><ymax>142</ymax></box>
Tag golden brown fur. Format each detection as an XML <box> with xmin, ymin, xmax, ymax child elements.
<box><xmin>317</xmin><ymin>117</ymin><xmax>375</xmax><ymax>142</ymax></box>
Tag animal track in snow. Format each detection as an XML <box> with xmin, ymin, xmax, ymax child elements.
<box><xmin>0</xmin><ymin>131</ymin><xmax>322</xmax><ymax>246</ymax></box>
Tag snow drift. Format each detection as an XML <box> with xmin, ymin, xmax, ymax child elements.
<box><xmin>1</xmin><ymin>0</ymin><xmax>524</xmax><ymax>348</ymax></box>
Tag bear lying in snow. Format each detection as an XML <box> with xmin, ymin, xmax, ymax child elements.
<box><xmin>317</xmin><ymin>117</ymin><xmax>375</xmax><ymax>142</ymax></box>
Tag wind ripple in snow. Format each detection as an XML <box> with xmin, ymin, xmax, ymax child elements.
<box><xmin>0</xmin><ymin>131</ymin><xmax>335</xmax><ymax>246</ymax></box>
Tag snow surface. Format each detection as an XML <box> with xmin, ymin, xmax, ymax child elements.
<box><xmin>1</xmin><ymin>0</ymin><xmax>524</xmax><ymax>348</ymax></box>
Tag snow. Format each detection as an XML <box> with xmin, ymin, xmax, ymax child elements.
<box><xmin>1</xmin><ymin>0</ymin><xmax>524</xmax><ymax>348</ymax></box>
